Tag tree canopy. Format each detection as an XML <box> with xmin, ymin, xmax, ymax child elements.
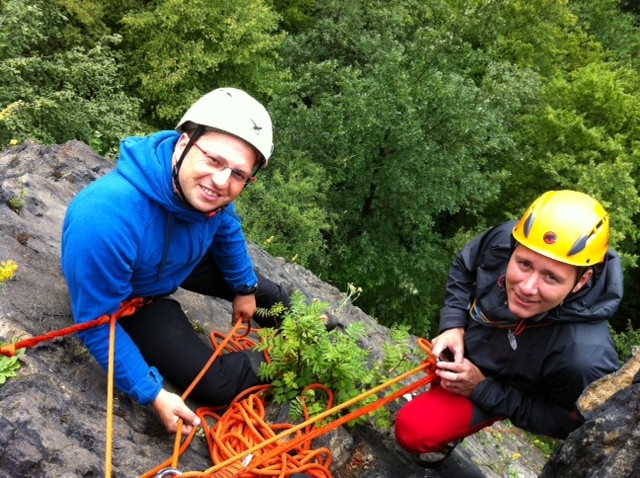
<box><xmin>1</xmin><ymin>0</ymin><xmax>639</xmax><ymax>337</ymax></box>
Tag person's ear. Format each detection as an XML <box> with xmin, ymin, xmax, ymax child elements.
<box><xmin>177</xmin><ymin>132</ymin><xmax>191</xmax><ymax>147</ymax></box>
<box><xmin>173</xmin><ymin>133</ymin><xmax>190</xmax><ymax>161</ymax></box>
<box><xmin>572</xmin><ymin>268</ymin><xmax>593</xmax><ymax>293</ymax></box>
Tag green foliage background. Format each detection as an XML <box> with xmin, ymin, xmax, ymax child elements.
<box><xmin>1</xmin><ymin>0</ymin><xmax>639</xmax><ymax>343</ymax></box>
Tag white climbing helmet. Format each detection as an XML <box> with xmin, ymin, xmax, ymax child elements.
<box><xmin>176</xmin><ymin>87</ymin><xmax>273</xmax><ymax>167</ymax></box>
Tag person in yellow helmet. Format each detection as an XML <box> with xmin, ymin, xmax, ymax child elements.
<box><xmin>395</xmin><ymin>190</ymin><xmax>622</xmax><ymax>467</ymax></box>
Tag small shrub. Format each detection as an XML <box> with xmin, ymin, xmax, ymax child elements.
<box><xmin>256</xmin><ymin>290</ymin><xmax>427</xmax><ymax>428</ymax></box>
<box><xmin>8</xmin><ymin>189</ymin><xmax>27</xmax><ymax>213</ymax></box>
<box><xmin>0</xmin><ymin>338</ymin><xmax>25</xmax><ymax>385</ymax></box>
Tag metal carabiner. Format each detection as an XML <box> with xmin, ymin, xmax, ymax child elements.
<box><xmin>154</xmin><ymin>468</ymin><xmax>183</xmax><ymax>477</ymax></box>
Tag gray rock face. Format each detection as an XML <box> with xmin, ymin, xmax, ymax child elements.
<box><xmin>539</xmin><ymin>356</ymin><xmax>640</xmax><ymax>478</ymax></box>
<box><xmin>3</xmin><ymin>140</ymin><xmax>626</xmax><ymax>478</ymax></box>
<box><xmin>0</xmin><ymin>140</ymin><xmax>428</xmax><ymax>478</ymax></box>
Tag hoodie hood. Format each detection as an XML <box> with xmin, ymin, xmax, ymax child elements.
<box><xmin>545</xmin><ymin>249</ymin><xmax>624</xmax><ymax>324</ymax></box>
<box><xmin>117</xmin><ymin>131</ymin><xmax>207</xmax><ymax>222</ymax></box>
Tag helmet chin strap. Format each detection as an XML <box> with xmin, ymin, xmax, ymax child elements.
<box><xmin>241</xmin><ymin>156</ymin><xmax>265</xmax><ymax>191</ymax></box>
<box><xmin>172</xmin><ymin>125</ymin><xmax>207</xmax><ymax>211</ymax></box>
<box><xmin>172</xmin><ymin>125</ymin><xmax>261</xmax><ymax>214</ymax></box>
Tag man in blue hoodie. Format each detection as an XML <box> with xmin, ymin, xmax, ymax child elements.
<box><xmin>62</xmin><ymin>88</ymin><xmax>291</xmax><ymax>434</ymax></box>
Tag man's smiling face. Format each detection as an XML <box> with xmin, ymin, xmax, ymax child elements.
<box><xmin>505</xmin><ymin>244</ymin><xmax>592</xmax><ymax>319</ymax></box>
<box><xmin>173</xmin><ymin>131</ymin><xmax>257</xmax><ymax>213</ymax></box>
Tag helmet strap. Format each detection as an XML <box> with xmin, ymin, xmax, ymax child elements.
<box><xmin>238</xmin><ymin>155</ymin><xmax>266</xmax><ymax>191</ymax></box>
<box><xmin>172</xmin><ymin>125</ymin><xmax>205</xmax><ymax>209</ymax></box>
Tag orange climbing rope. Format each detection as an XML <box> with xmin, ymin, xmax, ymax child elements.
<box><xmin>142</xmin><ymin>338</ymin><xmax>437</xmax><ymax>478</ymax></box>
<box><xmin>139</xmin><ymin>319</ymin><xmax>256</xmax><ymax>478</ymax></box>
<box><xmin>2</xmin><ymin>300</ymin><xmax>438</xmax><ymax>478</ymax></box>
<box><xmin>240</xmin><ymin>352</ymin><xmax>435</xmax><ymax>477</ymax></box>
<box><xmin>105</xmin><ymin>311</ymin><xmax>118</xmax><ymax>478</ymax></box>
<box><xmin>0</xmin><ymin>297</ymin><xmax>148</xmax><ymax>357</ymax></box>
<box><xmin>192</xmin><ymin>384</ymin><xmax>333</xmax><ymax>478</ymax></box>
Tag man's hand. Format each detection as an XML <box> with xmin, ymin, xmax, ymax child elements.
<box><xmin>232</xmin><ymin>294</ymin><xmax>257</xmax><ymax>325</ymax></box>
<box><xmin>431</xmin><ymin>327</ymin><xmax>465</xmax><ymax>363</ymax></box>
<box><xmin>152</xmin><ymin>388</ymin><xmax>200</xmax><ymax>434</ymax></box>
<box><xmin>436</xmin><ymin>358</ymin><xmax>486</xmax><ymax>397</ymax></box>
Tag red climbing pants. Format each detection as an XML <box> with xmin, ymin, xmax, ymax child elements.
<box><xmin>394</xmin><ymin>384</ymin><xmax>503</xmax><ymax>454</ymax></box>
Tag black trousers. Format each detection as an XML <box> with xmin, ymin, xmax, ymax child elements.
<box><xmin>119</xmin><ymin>253</ymin><xmax>290</xmax><ymax>406</ymax></box>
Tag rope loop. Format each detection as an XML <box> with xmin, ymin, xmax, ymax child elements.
<box><xmin>417</xmin><ymin>338</ymin><xmax>438</xmax><ymax>374</ymax></box>
<box><xmin>0</xmin><ymin>297</ymin><xmax>439</xmax><ymax>478</ymax></box>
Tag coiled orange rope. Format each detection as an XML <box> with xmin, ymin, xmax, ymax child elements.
<box><xmin>145</xmin><ymin>338</ymin><xmax>437</xmax><ymax>478</ymax></box>
<box><xmin>200</xmin><ymin>384</ymin><xmax>332</xmax><ymax>477</ymax></box>
<box><xmin>140</xmin><ymin>319</ymin><xmax>256</xmax><ymax>478</ymax></box>
<box><xmin>1</xmin><ymin>301</ymin><xmax>438</xmax><ymax>478</ymax></box>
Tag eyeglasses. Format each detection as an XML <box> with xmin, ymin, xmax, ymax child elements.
<box><xmin>192</xmin><ymin>142</ymin><xmax>256</xmax><ymax>184</ymax></box>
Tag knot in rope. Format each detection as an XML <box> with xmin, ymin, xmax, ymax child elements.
<box><xmin>417</xmin><ymin>338</ymin><xmax>438</xmax><ymax>375</ymax></box>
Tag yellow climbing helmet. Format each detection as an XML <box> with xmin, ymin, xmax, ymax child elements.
<box><xmin>512</xmin><ymin>190</ymin><xmax>609</xmax><ymax>266</ymax></box>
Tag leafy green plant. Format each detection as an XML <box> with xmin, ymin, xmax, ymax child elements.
<box><xmin>254</xmin><ymin>301</ymin><xmax>288</xmax><ymax>322</ymax></box>
<box><xmin>0</xmin><ymin>261</ymin><xmax>24</xmax><ymax>384</ymax></box>
<box><xmin>256</xmin><ymin>290</ymin><xmax>427</xmax><ymax>428</ymax></box>
<box><xmin>0</xmin><ymin>339</ymin><xmax>25</xmax><ymax>385</ymax></box>
<box><xmin>8</xmin><ymin>189</ymin><xmax>26</xmax><ymax>213</ymax></box>
<box><xmin>611</xmin><ymin>321</ymin><xmax>640</xmax><ymax>362</ymax></box>
<box><xmin>190</xmin><ymin>319</ymin><xmax>207</xmax><ymax>335</ymax></box>
<box><xmin>529</xmin><ymin>434</ymin><xmax>560</xmax><ymax>459</ymax></box>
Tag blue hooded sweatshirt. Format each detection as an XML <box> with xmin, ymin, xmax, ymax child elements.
<box><xmin>61</xmin><ymin>131</ymin><xmax>258</xmax><ymax>405</ymax></box>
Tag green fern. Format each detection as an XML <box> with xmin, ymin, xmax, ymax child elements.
<box><xmin>256</xmin><ymin>290</ymin><xmax>427</xmax><ymax>428</ymax></box>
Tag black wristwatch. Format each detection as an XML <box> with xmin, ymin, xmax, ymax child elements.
<box><xmin>235</xmin><ymin>284</ymin><xmax>258</xmax><ymax>295</ymax></box>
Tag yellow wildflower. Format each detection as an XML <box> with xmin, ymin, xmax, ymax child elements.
<box><xmin>0</xmin><ymin>260</ymin><xmax>18</xmax><ymax>283</ymax></box>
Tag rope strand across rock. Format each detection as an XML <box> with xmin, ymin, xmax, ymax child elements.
<box><xmin>1</xmin><ymin>300</ymin><xmax>438</xmax><ymax>478</ymax></box>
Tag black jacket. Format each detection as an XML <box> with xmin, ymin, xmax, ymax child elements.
<box><xmin>439</xmin><ymin>221</ymin><xmax>622</xmax><ymax>438</ymax></box>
